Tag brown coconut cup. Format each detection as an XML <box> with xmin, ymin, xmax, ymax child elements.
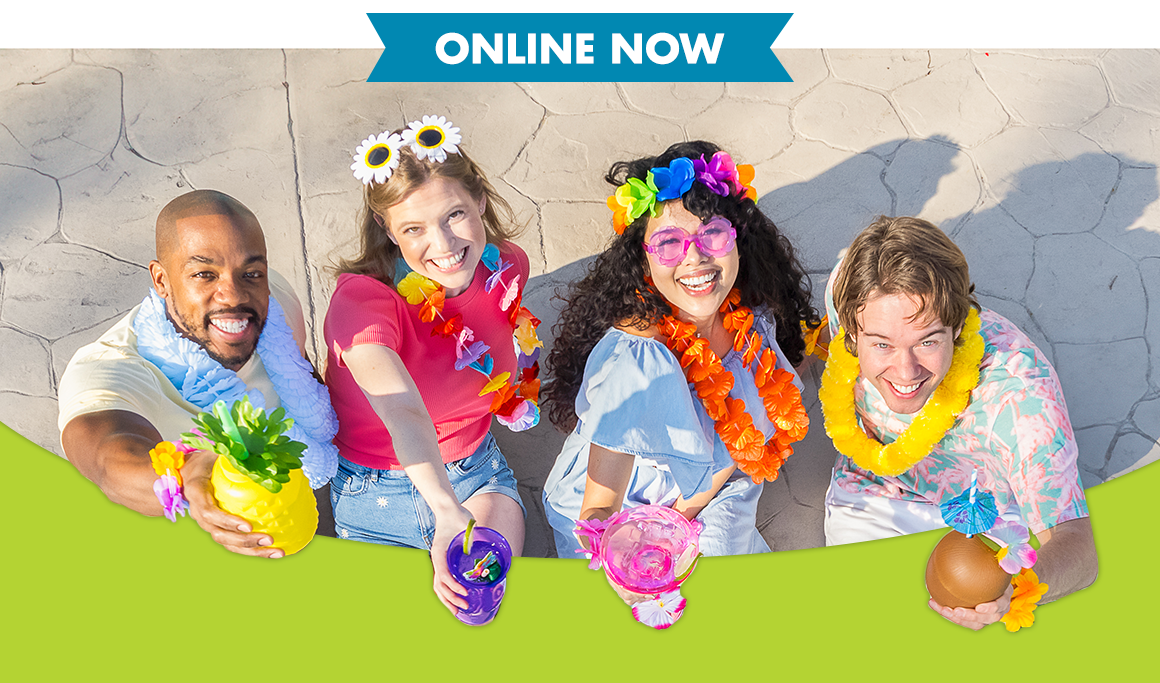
<box><xmin>925</xmin><ymin>530</ymin><xmax>1012</xmax><ymax>608</ymax></box>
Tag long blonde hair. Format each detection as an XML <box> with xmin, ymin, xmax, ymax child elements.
<box><xmin>335</xmin><ymin>137</ymin><xmax>520</xmax><ymax>285</ymax></box>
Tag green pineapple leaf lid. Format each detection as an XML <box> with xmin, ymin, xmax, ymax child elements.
<box><xmin>182</xmin><ymin>396</ymin><xmax>306</xmax><ymax>493</ymax></box>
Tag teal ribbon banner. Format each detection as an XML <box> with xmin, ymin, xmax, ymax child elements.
<box><xmin>367</xmin><ymin>13</ymin><xmax>793</xmax><ymax>82</ymax></box>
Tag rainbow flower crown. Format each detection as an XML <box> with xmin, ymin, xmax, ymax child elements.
<box><xmin>607</xmin><ymin>151</ymin><xmax>757</xmax><ymax>234</ymax></box>
<box><xmin>351</xmin><ymin>114</ymin><xmax>463</xmax><ymax>185</ymax></box>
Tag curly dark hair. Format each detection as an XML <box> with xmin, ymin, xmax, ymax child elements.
<box><xmin>543</xmin><ymin>140</ymin><xmax>819</xmax><ymax>432</ymax></box>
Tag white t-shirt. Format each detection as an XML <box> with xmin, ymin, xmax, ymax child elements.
<box><xmin>57</xmin><ymin>270</ymin><xmax>306</xmax><ymax>450</ymax></box>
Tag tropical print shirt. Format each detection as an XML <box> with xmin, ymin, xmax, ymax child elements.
<box><xmin>825</xmin><ymin>270</ymin><xmax>1089</xmax><ymax>533</ymax></box>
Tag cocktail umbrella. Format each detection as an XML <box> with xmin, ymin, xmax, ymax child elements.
<box><xmin>939</xmin><ymin>468</ymin><xmax>998</xmax><ymax>536</ymax></box>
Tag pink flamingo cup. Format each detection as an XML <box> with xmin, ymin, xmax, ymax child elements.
<box><xmin>574</xmin><ymin>505</ymin><xmax>702</xmax><ymax>628</ymax></box>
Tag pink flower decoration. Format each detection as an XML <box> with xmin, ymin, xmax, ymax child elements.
<box><xmin>174</xmin><ymin>440</ymin><xmax>198</xmax><ymax>455</ymax></box>
<box><xmin>496</xmin><ymin>399</ymin><xmax>539</xmax><ymax>432</ymax></box>
<box><xmin>632</xmin><ymin>589</ymin><xmax>686</xmax><ymax>629</ymax></box>
<box><xmin>153</xmin><ymin>474</ymin><xmax>189</xmax><ymax>523</ymax></box>
<box><xmin>500</xmin><ymin>275</ymin><xmax>521</xmax><ymax>311</ymax></box>
<box><xmin>573</xmin><ymin>518</ymin><xmax>611</xmax><ymax>569</ymax></box>
<box><xmin>984</xmin><ymin>519</ymin><xmax>1038</xmax><ymax>574</ymax></box>
<box><xmin>454</xmin><ymin>326</ymin><xmax>475</xmax><ymax>354</ymax></box>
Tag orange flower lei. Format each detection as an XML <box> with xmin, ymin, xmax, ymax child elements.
<box><xmin>658</xmin><ymin>290</ymin><xmax>809</xmax><ymax>484</ymax></box>
<box><xmin>1000</xmin><ymin>567</ymin><xmax>1049</xmax><ymax>632</ymax></box>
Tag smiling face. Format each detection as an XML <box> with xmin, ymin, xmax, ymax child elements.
<box><xmin>384</xmin><ymin>176</ymin><xmax>487</xmax><ymax>298</ymax></box>
<box><xmin>149</xmin><ymin>212</ymin><xmax>269</xmax><ymax>371</ymax></box>
<box><xmin>643</xmin><ymin>201</ymin><xmax>739</xmax><ymax>325</ymax></box>
<box><xmin>853</xmin><ymin>292</ymin><xmax>962</xmax><ymax>414</ymax></box>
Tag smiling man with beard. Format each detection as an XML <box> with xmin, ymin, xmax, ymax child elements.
<box><xmin>58</xmin><ymin>190</ymin><xmax>338</xmax><ymax>557</ymax></box>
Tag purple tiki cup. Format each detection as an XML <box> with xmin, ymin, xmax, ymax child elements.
<box><xmin>446</xmin><ymin>525</ymin><xmax>513</xmax><ymax>626</ymax></box>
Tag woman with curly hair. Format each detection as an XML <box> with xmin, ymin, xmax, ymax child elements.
<box><xmin>542</xmin><ymin>140</ymin><xmax>818</xmax><ymax>559</ymax></box>
<box><xmin>325</xmin><ymin>116</ymin><xmax>540</xmax><ymax>615</ymax></box>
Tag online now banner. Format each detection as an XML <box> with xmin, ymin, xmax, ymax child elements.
<box><xmin>367</xmin><ymin>13</ymin><xmax>793</xmax><ymax>81</ymax></box>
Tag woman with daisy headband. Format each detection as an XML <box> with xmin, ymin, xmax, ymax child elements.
<box><xmin>325</xmin><ymin>115</ymin><xmax>538</xmax><ymax>614</ymax></box>
<box><xmin>542</xmin><ymin>141</ymin><xmax>819</xmax><ymax>561</ymax></box>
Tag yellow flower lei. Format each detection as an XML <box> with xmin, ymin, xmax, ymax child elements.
<box><xmin>817</xmin><ymin>308</ymin><xmax>985</xmax><ymax>476</ymax></box>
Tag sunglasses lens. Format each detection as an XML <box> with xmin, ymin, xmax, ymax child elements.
<box><xmin>648</xmin><ymin>229</ymin><xmax>688</xmax><ymax>265</ymax></box>
<box><xmin>697</xmin><ymin>219</ymin><xmax>735</xmax><ymax>256</ymax></box>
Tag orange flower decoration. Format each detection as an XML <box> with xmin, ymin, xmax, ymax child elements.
<box><xmin>740</xmin><ymin>331</ymin><xmax>761</xmax><ymax>367</ymax></box>
<box><xmin>722</xmin><ymin>309</ymin><xmax>753</xmax><ymax>350</ymax></box>
<box><xmin>489</xmin><ymin>382</ymin><xmax>518</xmax><ymax>413</ymax></box>
<box><xmin>658</xmin><ymin>290</ymin><xmax>809</xmax><ymax>484</ymax></box>
<box><xmin>736</xmin><ymin>164</ymin><xmax>757</xmax><ymax>201</ymax></box>
<box><xmin>148</xmin><ymin>441</ymin><xmax>186</xmax><ymax>487</ymax></box>
<box><xmin>752</xmin><ymin>348</ymin><xmax>776</xmax><ymax>387</ymax></box>
<box><xmin>608</xmin><ymin>195</ymin><xmax>629</xmax><ymax>235</ymax></box>
<box><xmin>695</xmin><ymin>370</ymin><xmax>733</xmax><ymax>403</ymax></box>
<box><xmin>1000</xmin><ymin>567</ymin><xmax>1049</xmax><ymax>632</ymax></box>
<box><xmin>518</xmin><ymin>377</ymin><xmax>541</xmax><ymax>400</ymax></box>
<box><xmin>680</xmin><ymin>338</ymin><xmax>721</xmax><ymax>383</ymax></box>
<box><xmin>419</xmin><ymin>289</ymin><xmax>445</xmax><ymax>323</ymax></box>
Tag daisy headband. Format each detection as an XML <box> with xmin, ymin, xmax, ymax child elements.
<box><xmin>607</xmin><ymin>151</ymin><xmax>758</xmax><ymax>234</ymax></box>
<box><xmin>351</xmin><ymin>114</ymin><xmax>463</xmax><ymax>185</ymax></box>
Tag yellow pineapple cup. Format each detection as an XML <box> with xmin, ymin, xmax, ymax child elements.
<box><xmin>210</xmin><ymin>455</ymin><xmax>318</xmax><ymax>555</ymax></box>
<box><xmin>185</xmin><ymin>397</ymin><xmax>319</xmax><ymax>556</ymax></box>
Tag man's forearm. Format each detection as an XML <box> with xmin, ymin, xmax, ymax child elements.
<box><xmin>1034</xmin><ymin>517</ymin><xmax>1098</xmax><ymax>603</ymax></box>
<box><xmin>62</xmin><ymin>411</ymin><xmax>167</xmax><ymax>516</ymax></box>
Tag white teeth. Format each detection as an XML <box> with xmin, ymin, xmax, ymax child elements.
<box><xmin>889</xmin><ymin>380</ymin><xmax>920</xmax><ymax>394</ymax></box>
<box><xmin>432</xmin><ymin>248</ymin><xmax>466</xmax><ymax>270</ymax></box>
<box><xmin>211</xmin><ymin>318</ymin><xmax>250</xmax><ymax>335</ymax></box>
<box><xmin>678</xmin><ymin>272</ymin><xmax>717</xmax><ymax>291</ymax></box>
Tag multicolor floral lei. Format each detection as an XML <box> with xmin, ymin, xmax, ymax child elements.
<box><xmin>818</xmin><ymin>308</ymin><xmax>985</xmax><ymax>476</ymax></box>
<box><xmin>660</xmin><ymin>290</ymin><xmax>809</xmax><ymax>483</ymax></box>
<box><xmin>607</xmin><ymin>152</ymin><xmax>757</xmax><ymax>234</ymax></box>
<box><xmin>396</xmin><ymin>243</ymin><xmax>542</xmax><ymax>431</ymax></box>
<box><xmin>148</xmin><ymin>440</ymin><xmax>195</xmax><ymax>522</ymax></box>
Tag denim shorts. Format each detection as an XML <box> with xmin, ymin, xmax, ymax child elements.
<box><xmin>330</xmin><ymin>433</ymin><xmax>525</xmax><ymax>550</ymax></box>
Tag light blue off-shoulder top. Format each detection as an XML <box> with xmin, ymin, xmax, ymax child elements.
<box><xmin>543</xmin><ymin>308</ymin><xmax>802</xmax><ymax>523</ymax></box>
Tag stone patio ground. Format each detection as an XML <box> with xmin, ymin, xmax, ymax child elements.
<box><xmin>2</xmin><ymin>49</ymin><xmax>1157</xmax><ymax>556</ymax></box>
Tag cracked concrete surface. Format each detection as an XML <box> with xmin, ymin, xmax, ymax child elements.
<box><xmin>2</xmin><ymin>48</ymin><xmax>1157</xmax><ymax>556</ymax></box>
